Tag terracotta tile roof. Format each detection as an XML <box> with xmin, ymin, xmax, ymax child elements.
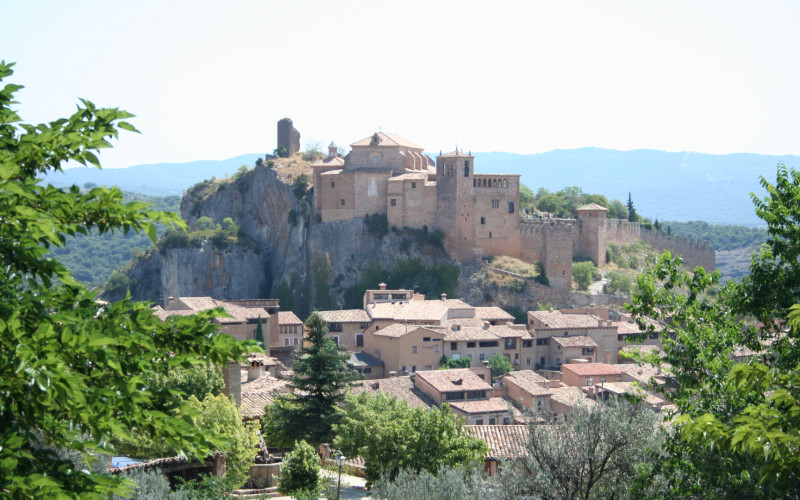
<box><xmin>443</xmin><ymin>326</ymin><xmax>500</xmax><ymax>342</ymax></box>
<box><xmin>614</xmin><ymin>363</ymin><xmax>667</xmax><ymax>384</ymax></box>
<box><xmin>467</xmin><ymin>425</ymin><xmax>528</xmax><ymax>459</ymax></box>
<box><xmin>575</xmin><ymin>203</ymin><xmax>608</xmax><ymax>211</ymax></box>
<box><xmin>414</xmin><ymin>368</ymin><xmax>492</xmax><ymax>393</ymax></box>
<box><xmin>277</xmin><ymin>311</ymin><xmax>303</xmax><ymax>325</ymax></box>
<box><xmin>474</xmin><ymin>307</ymin><xmax>515</xmax><ymax>321</ymax></box>
<box><xmin>490</xmin><ymin>325</ymin><xmax>530</xmax><ymax>339</ymax></box>
<box><xmin>388</xmin><ymin>172</ymin><xmax>429</xmax><ymax>181</ymax></box>
<box><xmin>350</xmin><ymin>132</ymin><xmax>423</xmax><ymax>150</ymax></box>
<box><xmin>372</xmin><ymin>324</ymin><xmax>444</xmax><ymax>338</ymax></box>
<box><xmin>562</xmin><ymin>363</ymin><xmax>622</xmax><ymax>377</ymax></box>
<box><xmin>445</xmin><ymin>318</ymin><xmax>486</xmax><ymax>328</ymax></box>
<box><xmin>316</xmin><ymin>309</ymin><xmax>371</xmax><ymax>323</ymax></box>
<box><xmin>551</xmin><ymin>336</ymin><xmax>598</xmax><ymax>348</ymax></box>
<box><xmin>503</xmin><ymin>370</ymin><xmax>552</xmax><ymax>396</ymax></box>
<box><xmin>367</xmin><ymin>301</ymin><xmax>450</xmax><ymax>322</ymax></box>
<box><xmin>529</xmin><ymin>310</ymin><xmax>604</xmax><ymax>330</ymax></box>
<box><xmin>240</xmin><ymin>371</ymin><xmax>290</xmax><ymax>418</ymax></box>
<box><xmin>319</xmin><ymin>168</ymin><xmax>345</xmax><ymax>176</ymax></box>
<box><xmin>310</xmin><ymin>156</ymin><xmax>346</xmax><ymax>168</ymax></box>
<box><xmin>351</xmin><ymin>376</ymin><xmax>436</xmax><ymax>408</ymax></box>
<box><xmin>159</xmin><ymin>297</ymin><xmax>267</xmax><ymax>324</ymax></box>
<box><xmin>549</xmin><ymin>386</ymin><xmax>595</xmax><ymax>409</ymax></box>
<box><xmin>246</xmin><ymin>353</ymin><xmax>282</xmax><ymax>368</ymax></box>
<box><xmin>448</xmin><ymin>397</ymin><xmax>513</xmax><ymax>415</ymax></box>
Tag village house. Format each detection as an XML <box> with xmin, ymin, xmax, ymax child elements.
<box><xmin>411</xmin><ymin>368</ymin><xmax>519</xmax><ymax>425</ymax></box>
<box><xmin>276</xmin><ymin>310</ymin><xmax>303</xmax><ymax>349</ymax></box>
<box><xmin>466</xmin><ymin>425</ymin><xmax>529</xmax><ymax>477</ymax></box>
<box><xmin>502</xmin><ymin>370</ymin><xmax>554</xmax><ymax>415</ymax></box>
<box><xmin>315</xmin><ymin>309</ymin><xmax>371</xmax><ymax>351</ymax></box>
<box><xmin>561</xmin><ymin>363</ymin><xmax>623</xmax><ymax>389</ymax></box>
<box><xmin>154</xmin><ymin>296</ymin><xmax>274</xmax><ymax>342</ymax></box>
<box><xmin>364</xmin><ymin>324</ymin><xmax>445</xmax><ymax>374</ymax></box>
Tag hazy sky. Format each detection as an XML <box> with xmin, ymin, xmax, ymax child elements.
<box><xmin>2</xmin><ymin>1</ymin><xmax>799</xmax><ymax>168</ymax></box>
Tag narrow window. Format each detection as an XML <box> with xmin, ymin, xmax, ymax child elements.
<box><xmin>480</xmin><ymin>217</ymin><xmax>485</xmax><ymax>225</ymax></box>
<box><xmin>464</xmin><ymin>161</ymin><xmax>469</xmax><ymax>177</ymax></box>
<box><xmin>412</xmin><ymin>346</ymin><xmax>418</xmax><ymax>353</ymax></box>
<box><xmin>411</xmin><ymin>182</ymin><xmax>417</xmax><ymax>189</ymax></box>
<box><xmin>390</xmin><ymin>198</ymin><xmax>397</xmax><ymax>207</ymax></box>
<box><xmin>508</xmin><ymin>201</ymin><xmax>515</xmax><ymax>213</ymax></box>
<box><xmin>489</xmin><ymin>418</ymin><xmax>496</xmax><ymax>425</ymax></box>
<box><xmin>284</xmin><ymin>337</ymin><xmax>289</xmax><ymax>346</ymax></box>
<box><xmin>356</xmin><ymin>334</ymin><xmax>364</xmax><ymax>347</ymax></box>
<box><xmin>435</xmin><ymin>345</ymin><xmax>440</xmax><ymax>352</ymax></box>
<box><xmin>332</xmin><ymin>335</ymin><xmax>339</xmax><ymax>346</ymax></box>
<box><xmin>492</xmin><ymin>199</ymin><xmax>499</xmax><ymax>209</ymax></box>
<box><xmin>451</xmin><ymin>342</ymin><xmax>458</xmax><ymax>350</ymax></box>
<box><xmin>331</xmin><ymin>182</ymin><xmax>335</xmax><ymax>188</ymax></box>
<box><xmin>340</xmin><ymin>199</ymin><xmax>345</xmax><ymax>205</ymax></box>
<box><xmin>411</xmin><ymin>365</ymin><xmax>417</xmax><ymax>372</ymax></box>
<box><xmin>489</xmin><ymin>232</ymin><xmax>492</xmax><ymax>238</ymax></box>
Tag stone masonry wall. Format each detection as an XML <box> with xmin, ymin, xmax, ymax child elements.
<box><xmin>606</xmin><ymin>219</ymin><xmax>715</xmax><ymax>271</ymax></box>
<box><xmin>277</xmin><ymin>118</ymin><xmax>300</xmax><ymax>156</ymax></box>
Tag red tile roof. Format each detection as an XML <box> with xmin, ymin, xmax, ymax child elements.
<box><xmin>551</xmin><ymin>336</ymin><xmax>598</xmax><ymax>348</ymax></box>
<box><xmin>277</xmin><ymin>311</ymin><xmax>303</xmax><ymax>325</ymax></box>
<box><xmin>448</xmin><ymin>397</ymin><xmax>512</xmax><ymax>414</ymax></box>
<box><xmin>529</xmin><ymin>310</ymin><xmax>604</xmax><ymax>329</ymax></box>
<box><xmin>350</xmin><ymin>376</ymin><xmax>437</xmax><ymax>408</ymax></box>
<box><xmin>561</xmin><ymin>363</ymin><xmax>622</xmax><ymax>377</ymax></box>
<box><xmin>466</xmin><ymin>425</ymin><xmax>528</xmax><ymax>459</ymax></box>
<box><xmin>316</xmin><ymin>309</ymin><xmax>371</xmax><ymax>323</ymax></box>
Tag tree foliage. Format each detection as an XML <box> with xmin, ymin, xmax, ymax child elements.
<box><xmin>487</xmin><ymin>353</ymin><xmax>513</xmax><ymax>378</ymax></box>
<box><xmin>627</xmin><ymin>164</ymin><xmax>800</xmax><ymax>497</ymax></box>
<box><xmin>262</xmin><ymin>313</ymin><xmax>360</xmax><ymax>447</ymax></box>
<box><xmin>277</xmin><ymin>440</ymin><xmax>321</xmax><ymax>497</ymax></box>
<box><xmin>333</xmin><ymin>392</ymin><xmax>488</xmax><ymax>486</ymax></box>
<box><xmin>0</xmin><ymin>62</ymin><xmax>253</xmax><ymax>498</ymax></box>
<box><xmin>498</xmin><ymin>398</ymin><xmax>661</xmax><ymax>500</ymax></box>
<box><xmin>572</xmin><ymin>260</ymin><xmax>596</xmax><ymax>290</ymax></box>
<box><xmin>373</xmin><ymin>465</ymin><xmax>491</xmax><ymax>500</ymax></box>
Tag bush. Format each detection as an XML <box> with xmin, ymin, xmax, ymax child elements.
<box><xmin>606</xmin><ymin>271</ymin><xmax>633</xmax><ymax>295</ymax></box>
<box><xmin>278</xmin><ymin>440</ymin><xmax>320</xmax><ymax>497</ymax></box>
<box><xmin>196</xmin><ymin>216</ymin><xmax>213</xmax><ymax>231</ymax></box>
<box><xmin>487</xmin><ymin>353</ymin><xmax>513</xmax><ymax>377</ymax></box>
<box><xmin>158</xmin><ymin>227</ymin><xmax>190</xmax><ymax>254</ymax></box>
<box><xmin>572</xmin><ymin>261</ymin><xmax>596</xmax><ymax>290</ymax></box>
<box><xmin>373</xmin><ymin>466</ymin><xmax>491</xmax><ymax>500</ymax></box>
<box><xmin>364</xmin><ymin>213</ymin><xmax>389</xmax><ymax>239</ymax></box>
<box><xmin>440</xmin><ymin>356</ymin><xmax>472</xmax><ymax>369</ymax></box>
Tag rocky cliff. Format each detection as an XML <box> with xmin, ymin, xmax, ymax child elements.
<box><xmin>111</xmin><ymin>164</ymin><xmax>454</xmax><ymax>311</ymax></box>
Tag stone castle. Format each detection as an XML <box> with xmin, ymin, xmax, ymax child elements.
<box><xmin>309</xmin><ymin>130</ymin><xmax>715</xmax><ymax>291</ymax></box>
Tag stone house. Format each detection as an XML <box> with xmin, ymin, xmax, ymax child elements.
<box><xmin>412</xmin><ymin>369</ymin><xmax>516</xmax><ymax>425</ymax></box>
<box><xmin>365</xmin><ymin>324</ymin><xmax>446</xmax><ymax>374</ymax></box>
<box><xmin>315</xmin><ymin>309</ymin><xmax>371</xmax><ymax>351</ymax></box>
<box><xmin>561</xmin><ymin>363</ymin><xmax>623</xmax><ymax>389</ymax></box>
<box><xmin>502</xmin><ymin>370</ymin><xmax>554</xmax><ymax>415</ymax></box>
<box><xmin>155</xmin><ymin>296</ymin><xmax>272</xmax><ymax>342</ymax></box>
<box><xmin>276</xmin><ymin>311</ymin><xmax>303</xmax><ymax>349</ymax></box>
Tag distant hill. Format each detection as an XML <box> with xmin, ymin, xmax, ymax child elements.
<box><xmin>44</xmin><ymin>154</ymin><xmax>263</xmax><ymax>196</ymax></box>
<box><xmin>44</xmin><ymin>149</ymin><xmax>799</xmax><ymax>226</ymax></box>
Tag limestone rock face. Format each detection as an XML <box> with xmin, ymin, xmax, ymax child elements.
<box><xmin>112</xmin><ymin>164</ymin><xmax>453</xmax><ymax>309</ymax></box>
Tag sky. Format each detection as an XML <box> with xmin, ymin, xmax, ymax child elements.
<box><xmin>2</xmin><ymin>1</ymin><xmax>799</xmax><ymax>169</ymax></box>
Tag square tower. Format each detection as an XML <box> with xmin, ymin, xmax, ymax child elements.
<box><xmin>435</xmin><ymin>151</ymin><xmax>475</xmax><ymax>260</ymax></box>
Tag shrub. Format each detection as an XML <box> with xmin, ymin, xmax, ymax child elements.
<box><xmin>364</xmin><ymin>213</ymin><xmax>388</xmax><ymax>239</ymax></box>
<box><xmin>572</xmin><ymin>261</ymin><xmax>596</xmax><ymax>290</ymax></box>
<box><xmin>196</xmin><ymin>216</ymin><xmax>213</xmax><ymax>231</ymax></box>
<box><xmin>158</xmin><ymin>227</ymin><xmax>190</xmax><ymax>254</ymax></box>
<box><xmin>278</xmin><ymin>440</ymin><xmax>320</xmax><ymax>497</ymax></box>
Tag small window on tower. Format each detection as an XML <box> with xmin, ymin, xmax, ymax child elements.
<box><xmin>411</xmin><ymin>182</ymin><xmax>417</xmax><ymax>189</ymax></box>
<box><xmin>340</xmin><ymin>199</ymin><xmax>345</xmax><ymax>205</ymax></box>
<box><xmin>390</xmin><ymin>199</ymin><xmax>397</xmax><ymax>207</ymax></box>
<box><xmin>331</xmin><ymin>182</ymin><xmax>335</xmax><ymax>188</ymax></box>
<box><xmin>464</xmin><ymin>161</ymin><xmax>469</xmax><ymax>177</ymax></box>
<box><xmin>492</xmin><ymin>200</ymin><xmax>499</xmax><ymax>209</ymax></box>
<box><xmin>480</xmin><ymin>217</ymin><xmax>485</xmax><ymax>225</ymax></box>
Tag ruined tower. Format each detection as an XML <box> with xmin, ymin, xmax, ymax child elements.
<box><xmin>277</xmin><ymin>118</ymin><xmax>300</xmax><ymax>156</ymax></box>
<box><xmin>435</xmin><ymin>150</ymin><xmax>475</xmax><ymax>260</ymax></box>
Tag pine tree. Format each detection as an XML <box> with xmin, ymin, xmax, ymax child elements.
<box><xmin>626</xmin><ymin>192</ymin><xmax>639</xmax><ymax>222</ymax></box>
<box><xmin>262</xmin><ymin>312</ymin><xmax>361</xmax><ymax>446</ymax></box>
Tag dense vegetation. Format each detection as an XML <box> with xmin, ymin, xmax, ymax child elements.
<box><xmin>520</xmin><ymin>185</ymin><xmax>629</xmax><ymax>219</ymax></box>
<box><xmin>342</xmin><ymin>258</ymin><xmax>460</xmax><ymax>309</ymax></box>
<box><xmin>662</xmin><ymin>220</ymin><xmax>768</xmax><ymax>250</ymax></box>
<box><xmin>48</xmin><ymin>192</ymin><xmax>180</xmax><ymax>287</ymax></box>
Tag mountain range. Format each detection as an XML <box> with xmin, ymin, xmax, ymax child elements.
<box><xmin>44</xmin><ymin>149</ymin><xmax>800</xmax><ymax>227</ymax></box>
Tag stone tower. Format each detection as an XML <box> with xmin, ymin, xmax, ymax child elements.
<box><xmin>575</xmin><ymin>203</ymin><xmax>608</xmax><ymax>266</ymax></box>
<box><xmin>435</xmin><ymin>150</ymin><xmax>475</xmax><ymax>260</ymax></box>
<box><xmin>277</xmin><ymin>118</ymin><xmax>300</xmax><ymax>156</ymax></box>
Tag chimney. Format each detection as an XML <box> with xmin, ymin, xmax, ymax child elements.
<box><xmin>221</xmin><ymin>362</ymin><xmax>241</xmax><ymax>407</ymax></box>
<box><xmin>483</xmin><ymin>321</ymin><xmax>490</xmax><ymax>330</ymax></box>
<box><xmin>441</xmin><ymin>293</ymin><xmax>447</xmax><ymax>301</ymax></box>
<box><xmin>389</xmin><ymin>370</ymin><xmax>397</xmax><ymax>377</ymax></box>
<box><xmin>371</xmin><ymin>381</ymin><xmax>380</xmax><ymax>390</ymax></box>
<box><xmin>379</xmin><ymin>282</ymin><xmax>387</xmax><ymax>290</ymax></box>
<box><xmin>328</xmin><ymin>141</ymin><xmax>337</xmax><ymax>158</ymax></box>
<box><xmin>605</xmin><ymin>350</ymin><xmax>611</xmax><ymax>364</ymax></box>
<box><xmin>247</xmin><ymin>361</ymin><xmax>264</xmax><ymax>381</ymax></box>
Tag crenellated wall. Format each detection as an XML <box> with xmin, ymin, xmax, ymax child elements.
<box><xmin>520</xmin><ymin>219</ymin><xmax>574</xmax><ymax>291</ymax></box>
<box><xmin>605</xmin><ymin>219</ymin><xmax>715</xmax><ymax>271</ymax></box>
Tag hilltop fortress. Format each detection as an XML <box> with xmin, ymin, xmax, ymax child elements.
<box><xmin>310</xmin><ymin>131</ymin><xmax>715</xmax><ymax>291</ymax></box>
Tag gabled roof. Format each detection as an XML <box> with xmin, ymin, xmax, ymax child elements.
<box><xmin>474</xmin><ymin>307</ymin><xmax>515</xmax><ymax>322</ymax></box>
<box><xmin>467</xmin><ymin>425</ymin><xmax>528</xmax><ymax>459</ymax></box>
<box><xmin>575</xmin><ymin>203</ymin><xmax>608</xmax><ymax>211</ymax></box>
<box><xmin>551</xmin><ymin>335</ymin><xmax>598</xmax><ymax>348</ymax></box>
<box><xmin>503</xmin><ymin>370</ymin><xmax>552</xmax><ymax>397</ymax></box>
<box><xmin>529</xmin><ymin>310</ymin><xmax>605</xmax><ymax>330</ymax></box>
<box><xmin>277</xmin><ymin>311</ymin><xmax>303</xmax><ymax>325</ymax></box>
<box><xmin>372</xmin><ymin>323</ymin><xmax>444</xmax><ymax>338</ymax></box>
<box><xmin>414</xmin><ymin>368</ymin><xmax>492</xmax><ymax>393</ymax></box>
<box><xmin>316</xmin><ymin>309</ymin><xmax>371</xmax><ymax>323</ymax></box>
<box><xmin>351</xmin><ymin>132</ymin><xmax>423</xmax><ymax>150</ymax></box>
<box><xmin>351</xmin><ymin>376</ymin><xmax>436</xmax><ymax>408</ymax></box>
<box><xmin>311</xmin><ymin>156</ymin><xmax>346</xmax><ymax>168</ymax></box>
<box><xmin>367</xmin><ymin>300</ymin><xmax>450</xmax><ymax>322</ymax></box>
<box><xmin>158</xmin><ymin>297</ymin><xmax>266</xmax><ymax>324</ymax></box>
<box><xmin>443</xmin><ymin>326</ymin><xmax>500</xmax><ymax>342</ymax></box>
<box><xmin>448</xmin><ymin>397</ymin><xmax>512</xmax><ymax>414</ymax></box>
<box><xmin>561</xmin><ymin>363</ymin><xmax>622</xmax><ymax>377</ymax></box>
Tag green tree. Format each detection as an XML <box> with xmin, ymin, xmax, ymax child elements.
<box><xmin>278</xmin><ymin>440</ymin><xmax>321</xmax><ymax>497</ymax></box>
<box><xmin>572</xmin><ymin>260</ymin><xmax>596</xmax><ymax>290</ymax></box>
<box><xmin>373</xmin><ymin>465</ymin><xmax>491</xmax><ymax>500</ymax></box>
<box><xmin>292</xmin><ymin>173</ymin><xmax>310</xmax><ymax>200</ymax></box>
<box><xmin>440</xmin><ymin>356</ymin><xmax>472</xmax><ymax>369</ymax></box>
<box><xmin>487</xmin><ymin>353</ymin><xmax>513</xmax><ymax>378</ymax></box>
<box><xmin>605</xmin><ymin>271</ymin><xmax>633</xmax><ymax>295</ymax></box>
<box><xmin>262</xmin><ymin>313</ymin><xmax>360</xmax><ymax>447</ymax></box>
<box><xmin>498</xmin><ymin>398</ymin><xmax>661</xmax><ymax>500</ymax></box>
<box><xmin>0</xmin><ymin>62</ymin><xmax>252</xmax><ymax>497</ymax></box>
<box><xmin>626</xmin><ymin>192</ymin><xmax>639</xmax><ymax>222</ymax></box>
<box><xmin>196</xmin><ymin>216</ymin><xmax>214</xmax><ymax>230</ymax></box>
<box><xmin>333</xmin><ymin>392</ymin><xmax>488</xmax><ymax>486</ymax></box>
<box><xmin>625</xmin><ymin>166</ymin><xmax>800</xmax><ymax>497</ymax></box>
<box><xmin>148</xmin><ymin>363</ymin><xmax>224</xmax><ymax>412</ymax></box>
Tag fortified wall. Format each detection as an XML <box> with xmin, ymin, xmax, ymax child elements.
<box><xmin>606</xmin><ymin>219</ymin><xmax>716</xmax><ymax>271</ymax></box>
